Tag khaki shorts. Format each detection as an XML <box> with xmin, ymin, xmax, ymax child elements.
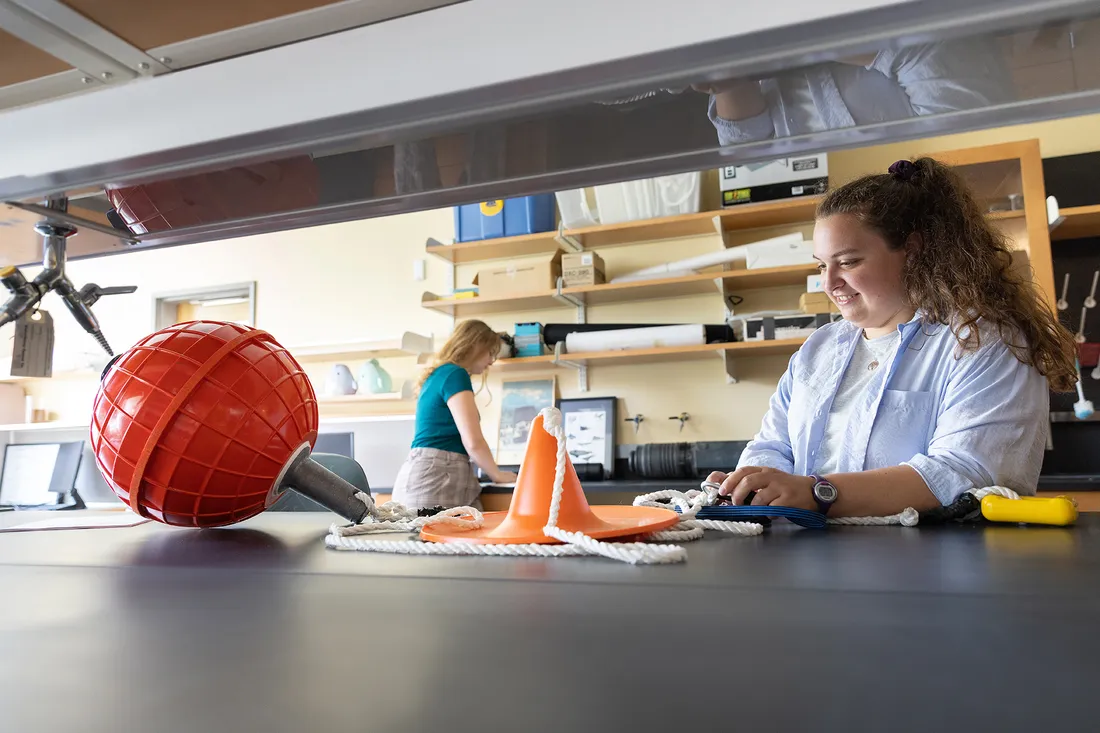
<box><xmin>391</xmin><ymin>447</ymin><xmax>483</xmax><ymax>510</ymax></box>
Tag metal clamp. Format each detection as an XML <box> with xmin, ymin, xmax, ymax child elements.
<box><xmin>552</xmin><ymin>341</ymin><xmax>588</xmax><ymax>392</ymax></box>
<box><xmin>553</xmin><ymin>277</ymin><xmax>586</xmax><ymax>324</ymax></box>
<box><xmin>555</xmin><ymin>222</ymin><xmax>583</xmax><ymax>253</ymax></box>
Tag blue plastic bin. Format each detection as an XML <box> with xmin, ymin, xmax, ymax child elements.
<box><xmin>454</xmin><ymin>195</ymin><xmax>556</xmax><ymax>242</ymax></box>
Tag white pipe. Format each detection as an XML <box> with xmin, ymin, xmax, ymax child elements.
<box><xmin>610</xmin><ymin>232</ymin><xmax>804</xmax><ymax>283</ymax></box>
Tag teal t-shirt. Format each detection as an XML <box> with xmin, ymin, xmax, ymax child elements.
<box><xmin>411</xmin><ymin>363</ymin><xmax>473</xmax><ymax>455</ymax></box>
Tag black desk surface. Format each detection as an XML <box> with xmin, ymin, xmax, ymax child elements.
<box><xmin>3</xmin><ymin>510</ymin><xmax>1100</xmax><ymax>732</ymax></box>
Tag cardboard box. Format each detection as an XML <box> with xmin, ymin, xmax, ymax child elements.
<box><xmin>513</xmin><ymin>322</ymin><xmax>546</xmax><ymax>357</ymax></box>
<box><xmin>745</xmin><ymin>233</ymin><xmax>816</xmax><ymax>270</ymax></box>
<box><xmin>799</xmin><ymin>292</ymin><xmax>838</xmax><ymax>314</ymax></box>
<box><xmin>719</xmin><ymin>153</ymin><xmax>829</xmax><ymax>207</ymax></box>
<box><xmin>561</xmin><ymin>251</ymin><xmax>606</xmax><ymax>287</ymax></box>
<box><xmin>474</xmin><ymin>251</ymin><xmax>562</xmax><ymax>298</ymax></box>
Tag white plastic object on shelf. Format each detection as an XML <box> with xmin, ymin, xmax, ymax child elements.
<box><xmin>555</xmin><ymin>189</ymin><xmax>600</xmax><ymax>229</ymax></box>
<box><xmin>564</xmin><ymin>324</ymin><xmax>706</xmax><ymax>353</ymax></box>
<box><xmin>593</xmin><ymin>172</ymin><xmax>702</xmax><ymax>225</ymax></box>
<box><xmin>610</xmin><ymin>244</ymin><xmax>750</xmax><ymax>284</ymax></box>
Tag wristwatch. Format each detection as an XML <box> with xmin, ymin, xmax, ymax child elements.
<box><xmin>808</xmin><ymin>474</ymin><xmax>838</xmax><ymax>515</ymax></box>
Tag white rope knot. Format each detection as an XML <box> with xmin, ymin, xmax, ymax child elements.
<box><xmin>826</xmin><ymin>485</ymin><xmax>1022</xmax><ymax>527</ymax></box>
<box><xmin>633</xmin><ymin>484</ymin><xmax>764</xmax><ymax>539</ymax></box>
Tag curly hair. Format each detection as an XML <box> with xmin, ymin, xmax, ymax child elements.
<box><xmin>817</xmin><ymin>156</ymin><xmax>1078</xmax><ymax>392</ymax></box>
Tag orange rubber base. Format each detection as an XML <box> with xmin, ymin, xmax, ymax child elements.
<box><xmin>419</xmin><ymin>505</ymin><xmax>679</xmax><ymax>545</ymax></box>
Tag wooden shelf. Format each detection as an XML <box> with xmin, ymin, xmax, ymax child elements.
<box><xmin>422</xmin><ymin>264</ymin><xmax>819</xmax><ymax>317</ymax></box>
<box><xmin>988</xmin><ymin>209</ymin><xmax>1026</xmax><ymax>221</ymax></box>
<box><xmin>496</xmin><ymin>338</ymin><xmax>807</xmax><ymax>371</ymax></box>
<box><xmin>0</xmin><ymin>420</ymin><xmax>90</xmax><ymax>432</ymax></box>
<box><xmin>426</xmin><ymin>198</ymin><xmax>824</xmax><ymax>265</ymax></box>
<box><xmin>422</xmin><ymin>290</ymin><xmax>566</xmax><ymax>317</ymax></box>
<box><xmin>289</xmin><ymin>332</ymin><xmax>433</xmax><ymax>362</ymax></box>
<box><xmin>0</xmin><ymin>369</ymin><xmax>101</xmax><ymax>384</ymax></box>
<box><xmin>426</xmin><ymin>231</ymin><xmax>562</xmax><ymax>264</ymax></box>
<box><xmin>428</xmin><ymin>197</ymin><xmax>1028</xmax><ymax>266</ymax></box>
<box><xmin>317</xmin><ymin>380</ymin><xmax>415</xmax><ymax>404</ymax></box>
<box><xmin>1051</xmin><ymin>205</ymin><xmax>1100</xmax><ymax>241</ymax></box>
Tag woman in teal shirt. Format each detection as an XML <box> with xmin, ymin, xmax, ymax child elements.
<box><xmin>391</xmin><ymin>319</ymin><xmax>518</xmax><ymax>510</ymax></box>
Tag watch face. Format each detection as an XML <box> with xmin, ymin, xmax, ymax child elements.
<box><xmin>814</xmin><ymin>481</ymin><xmax>838</xmax><ymax>503</ymax></box>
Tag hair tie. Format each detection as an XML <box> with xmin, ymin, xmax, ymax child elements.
<box><xmin>888</xmin><ymin>159</ymin><xmax>919</xmax><ymax>182</ymax></box>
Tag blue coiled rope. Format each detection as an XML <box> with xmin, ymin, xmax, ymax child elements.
<box><xmin>692</xmin><ymin>504</ymin><xmax>827</xmax><ymax>529</ymax></box>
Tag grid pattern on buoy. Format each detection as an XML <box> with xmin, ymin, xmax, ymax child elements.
<box><xmin>90</xmin><ymin>321</ymin><xmax>318</xmax><ymax>527</ymax></box>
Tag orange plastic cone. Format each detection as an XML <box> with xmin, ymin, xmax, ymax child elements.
<box><xmin>421</xmin><ymin>413</ymin><xmax>678</xmax><ymax>545</ymax></box>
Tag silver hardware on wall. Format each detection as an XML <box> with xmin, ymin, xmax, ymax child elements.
<box><xmin>551</xmin><ymin>341</ymin><xmax>588</xmax><ymax>393</ymax></box>
<box><xmin>669</xmin><ymin>412</ymin><xmax>690</xmax><ymax>432</ymax></box>
<box><xmin>625</xmin><ymin>414</ymin><xmax>644</xmax><ymax>434</ymax></box>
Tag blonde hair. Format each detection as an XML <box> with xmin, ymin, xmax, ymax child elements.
<box><xmin>417</xmin><ymin>319</ymin><xmax>503</xmax><ymax>399</ymax></box>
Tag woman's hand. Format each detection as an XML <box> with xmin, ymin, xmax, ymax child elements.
<box><xmin>492</xmin><ymin>470</ymin><xmax>518</xmax><ymax>484</ymax></box>
<box><xmin>705</xmin><ymin>468</ymin><xmax>817</xmax><ymax>510</ymax></box>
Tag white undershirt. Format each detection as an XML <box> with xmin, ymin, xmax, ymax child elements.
<box><xmin>813</xmin><ymin>330</ymin><xmax>900</xmax><ymax>475</ymax></box>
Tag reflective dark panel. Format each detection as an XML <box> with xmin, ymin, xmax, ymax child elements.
<box><xmin>4</xmin><ymin>8</ymin><xmax>1100</xmax><ymax>263</ymax></box>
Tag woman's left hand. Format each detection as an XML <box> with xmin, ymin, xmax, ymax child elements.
<box><xmin>718</xmin><ymin>467</ymin><xmax>817</xmax><ymax>510</ymax></box>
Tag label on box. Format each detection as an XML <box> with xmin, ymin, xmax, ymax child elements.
<box><xmin>581</xmin><ymin>253</ymin><xmax>593</xmax><ymax>266</ymax></box>
<box><xmin>480</xmin><ymin>200</ymin><xmax>504</xmax><ymax>217</ymax></box>
<box><xmin>11</xmin><ymin>310</ymin><xmax>54</xmax><ymax>378</ymax></box>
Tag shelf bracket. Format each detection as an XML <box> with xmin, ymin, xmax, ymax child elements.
<box><xmin>555</xmin><ymin>223</ymin><xmax>584</xmax><ymax>253</ymax></box>
<box><xmin>554</xmin><ymin>277</ymin><xmax>587</xmax><ymax>323</ymax></box>
<box><xmin>711</xmin><ymin>214</ymin><xmax>730</xmax><ymax>248</ymax></box>
<box><xmin>721</xmin><ymin>350</ymin><xmax>738</xmax><ymax>384</ymax></box>
<box><xmin>552</xmin><ymin>341</ymin><xmax>589</xmax><ymax>392</ymax></box>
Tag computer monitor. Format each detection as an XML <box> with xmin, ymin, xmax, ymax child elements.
<box><xmin>0</xmin><ymin>441</ymin><xmax>84</xmax><ymax>508</ymax></box>
<box><xmin>314</xmin><ymin>431</ymin><xmax>354</xmax><ymax>459</ymax></box>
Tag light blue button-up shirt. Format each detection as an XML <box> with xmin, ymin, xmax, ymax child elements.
<box><xmin>708</xmin><ymin>39</ymin><xmax>1016</xmax><ymax>146</ymax></box>
<box><xmin>736</xmin><ymin>314</ymin><xmax>1050</xmax><ymax>504</ymax></box>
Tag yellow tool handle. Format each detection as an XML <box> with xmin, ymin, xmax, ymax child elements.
<box><xmin>980</xmin><ymin>495</ymin><xmax>1078</xmax><ymax>526</ymax></box>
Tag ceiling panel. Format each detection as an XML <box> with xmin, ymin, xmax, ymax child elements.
<box><xmin>62</xmin><ymin>0</ymin><xmax>347</xmax><ymax>50</ymax></box>
<box><xmin>0</xmin><ymin>28</ymin><xmax>73</xmax><ymax>87</ymax></box>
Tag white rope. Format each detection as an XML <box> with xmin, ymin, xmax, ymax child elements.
<box><xmin>827</xmin><ymin>508</ymin><xmax>921</xmax><ymax>527</ymax></box>
<box><xmin>827</xmin><ymin>485</ymin><xmax>1022</xmax><ymax>526</ymax></box>
<box><xmin>325</xmin><ymin>408</ymin><xmax>759</xmax><ymax>565</ymax></box>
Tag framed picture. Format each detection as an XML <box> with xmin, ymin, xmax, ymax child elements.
<box><xmin>557</xmin><ymin>397</ymin><xmax>616</xmax><ymax>479</ymax></box>
<box><xmin>497</xmin><ymin>377</ymin><xmax>558</xmax><ymax>465</ymax></box>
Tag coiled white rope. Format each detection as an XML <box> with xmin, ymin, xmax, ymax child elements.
<box><xmin>325</xmin><ymin>408</ymin><xmax>760</xmax><ymax>565</ymax></box>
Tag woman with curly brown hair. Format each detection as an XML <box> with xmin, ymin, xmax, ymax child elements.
<box><xmin>708</xmin><ymin>157</ymin><xmax>1077</xmax><ymax>518</ymax></box>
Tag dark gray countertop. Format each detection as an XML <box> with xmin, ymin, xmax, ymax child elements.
<box><xmin>3</xmin><ymin>510</ymin><xmax>1100</xmax><ymax>732</ymax></box>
